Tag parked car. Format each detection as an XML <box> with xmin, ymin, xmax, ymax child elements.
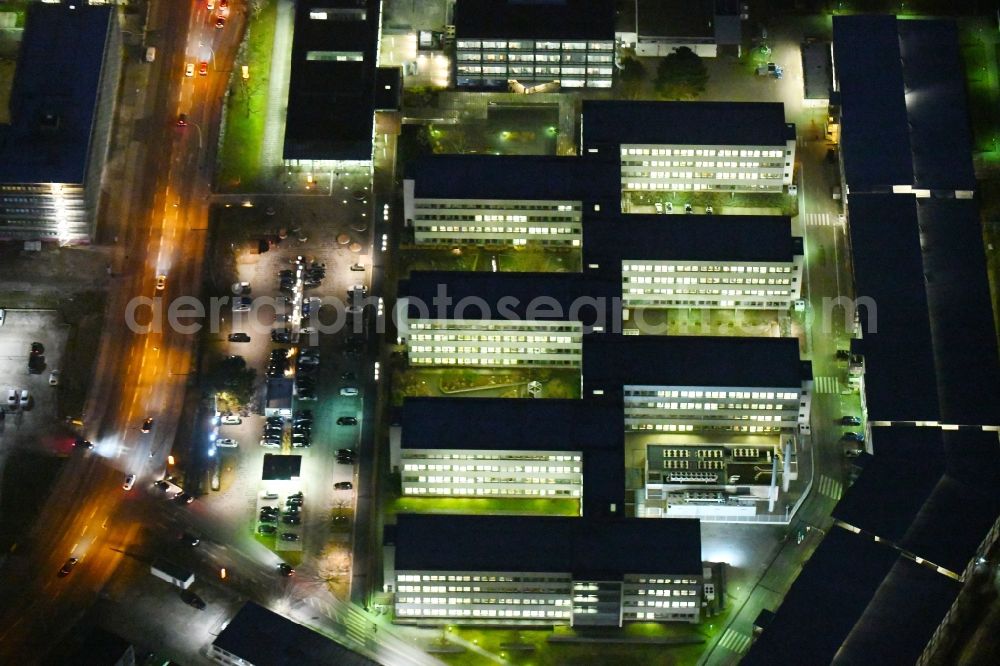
<box><xmin>280</xmin><ymin>532</ymin><xmax>300</xmax><ymax>542</ymax></box>
<box><xmin>842</xmin><ymin>431</ymin><xmax>865</xmax><ymax>442</ymax></box>
<box><xmin>228</xmin><ymin>332</ymin><xmax>251</xmax><ymax>342</ymax></box>
<box><xmin>337</xmin><ymin>416</ymin><xmax>358</xmax><ymax>426</ymax></box>
<box><xmin>174</xmin><ymin>492</ymin><xmax>194</xmax><ymax>504</ymax></box>
<box><xmin>841</xmin><ymin>416</ymin><xmax>861</xmax><ymax>426</ymax></box>
<box><xmin>18</xmin><ymin>389</ymin><xmax>29</xmax><ymax>408</ymax></box>
<box><xmin>48</xmin><ymin>370</ymin><xmax>60</xmax><ymax>386</ymax></box>
<box><xmin>339</xmin><ymin>387</ymin><xmax>359</xmax><ymax>397</ymax></box>
<box><xmin>278</xmin><ymin>563</ymin><xmax>295</xmax><ymax>576</ymax></box>
<box><xmin>334</xmin><ymin>481</ymin><xmax>353</xmax><ymax>490</ymax></box>
<box><xmin>216</xmin><ymin>438</ymin><xmax>238</xmax><ymax>448</ymax></box>
<box><xmin>122</xmin><ymin>474</ymin><xmax>136</xmax><ymax>491</ymax></box>
<box><xmin>220</xmin><ymin>415</ymin><xmax>242</xmax><ymax>425</ymax></box>
<box><xmin>141</xmin><ymin>417</ymin><xmax>154</xmax><ymax>433</ymax></box>
<box><xmin>180</xmin><ymin>589</ymin><xmax>206</xmax><ymax>610</ymax></box>
<box><xmin>258</xmin><ymin>524</ymin><xmax>277</xmax><ymax>535</ymax></box>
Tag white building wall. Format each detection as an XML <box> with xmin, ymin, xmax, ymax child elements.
<box><xmin>403</xmin><ymin>319</ymin><xmax>584</xmax><ymax>368</ymax></box>
<box><xmin>400</xmin><ymin>448</ymin><xmax>584</xmax><ymax>498</ymax></box>
<box><xmin>620</xmin><ymin>142</ymin><xmax>795</xmax><ymax>193</ymax></box>
<box><xmin>411</xmin><ymin>197</ymin><xmax>583</xmax><ymax>246</ymax></box>
<box><xmin>622</xmin><ymin>258</ymin><xmax>802</xmax><ymax>309</ymax></box>
<box><xmin>622</xmin><ymin>574</ymin><xmax>701</xmax><ymax>623</ymax></box>
<box><xmin>456</xmin><ymin>39</ymin><xmax>614</xmax><ymax>88</ymax></box>
<box><xmin>622</xmin><ymin>384</ymin><xmax>805</xmax><ymax>433</ymax></box>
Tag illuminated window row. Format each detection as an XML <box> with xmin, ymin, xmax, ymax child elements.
<box><xmin>625</xmin><ymin>264</ymin><xmax>794</xmax><ymax>274</ymax></box>
<box><xmin>404</xmin><ymin>454</ymin><xmax>582</xmax><ymax>462</ymax></box>
<box><xmin>624</xmin><ymin>182</ymin><xmax>782</xmax><ymax>191</ymax></box>
<box><xmin>631</xmin><ymin>390</ymin><xmax>799</xmax><ymax>400</ymax></box>
<box><xmin>403</xmin><ymin>464</ymin><xmax>581</xmax><ymax>472</ymax></box>
<box><xmin>403</xmin><ymin>486</ymin><xmax>579</xmax><ymax>496</ymax></box>
<box><xmin>411</xmin><ymin>357</ymin><xmax>577</xmax><ymax>367</ymax></box>
<box><xmin>409</xmin><ymin>322</ymin><xmax>577</xmax><ymax>332</ymax></box>
<box><xmin>623</xmin><ymin>148</ymin><xmax>785</xmax><ymax>158</ymax></box>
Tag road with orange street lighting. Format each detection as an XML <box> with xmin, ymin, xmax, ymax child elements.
<box><xmin>0</xmin><ymin>0</ymin><xmax>244</xmax><ymax>659</ymax></box>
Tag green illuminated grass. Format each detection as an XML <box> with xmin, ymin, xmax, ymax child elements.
<box><xmin>391</xmin><ymin>367</ymin><xmax>581</xmax><ymax>405</ymax></box>
<box><xmin>399</xmin><ymin>245</ymin><xmax>579</xmax><ymax>277</ymax></box>
<box><xmin>216</xmin><ymin>0</ymin><xmax>277</xmax><ymax>191</ymax></box>
<box><xmin>390</xmin><ymin>496</ymin><xmax>580</xmax><ymax>517</ymax></box>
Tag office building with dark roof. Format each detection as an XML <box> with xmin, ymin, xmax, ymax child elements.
<box><xmin>621</xmin><ymin>0</ymin><xmax>743</xmax><ymax>59</ymax></box>
<box><xmin>745</xmin><ymin>426</ymin><xmax>1000</xmax><ymax>663</ymax></box>
<box><xmin>581</xmin><ymin>101</ymin><xmax>796</xmax><ymax>194</ymax></box>
<box><xmin>0</xmin><ymin>2</ymin><xmax>121</xmax><ymax>243</ymax></box>
<box><xmin>584</xmin><ymin>335</ymin><xmax>811</xmax><ymax>434</ymax></box>
<box><xmin>395</xmin><ymin>271</ymin><xmax>620</xmax><ymax>368</ymax></box>
<box><xmin>453</xmin><ymin>0</ymin><xmax>615</xmax><ymax>89</ymax></box>
<box><xmin>385</xmin><ymin>514</ymin><xmax>703</xmax><ymax>625</ymax></box>
<box><xmin>210</xmin><ymin>602</ymin><xmax>377</xmax><ymax>666</ymax></box>
<box><xmin>832</xmin><ymin>15</ymin><xmax>975</xmax><ymax>197</ymax></box>
<box><xmin>583</xmin><ymin>214</ymin><xmax>804</xmax><ymax>310</ymax></box>
<box><xmin>391</xmin><ymin>398</ymin><xmax>624</xmax><ymax>510</ymax></box>
<box><xmin>283</xmin><ymin>0</ymin><xmax>398</xmax><ymax>168</ymax></box>
<box><xmin>402</xmin><ymin>155</ymin><xmax>619</xmax><ymax>246</ymax></box>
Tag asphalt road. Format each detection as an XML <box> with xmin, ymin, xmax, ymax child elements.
<box><xmin>0</xmin><ymin>0</ymin><xmax>242</xmax><ymax>659</ymax></box>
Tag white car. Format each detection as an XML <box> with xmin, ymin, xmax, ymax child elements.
<box><xmin>184</xmin><ymin>62</ymin><xmax>195</xmax><ymax>77</ymax></box>
<box><xmin>0</xmin><ymin>308</ymin><xmax>5</xmax><ymax>326</ymax></box>
<box><xmin>19</xmin><ymin>389</ymin><xmax>29</xmax><ymax>408</ymax></box>
<box><xmin>48</xmin><ymin>370</ymin><xmax>60</xmax><ymax>386</ymax></box>
<box><xmin>339</xmin><ymin>386</ymin><xmax>359</xmax><ymax>397</ymax></box>
<box><xmin>299</xmin><ymin>327</ymin><xmax>316</xmax><ymax>335</ymax></box>
<box><xmin>260</xmin><ymin>439</ymin><xmax>281</xmax><ymax>448</ymax></box>
<box><xmin>220</xmin><ymin>415</ymin><xmax>242</xmax><ymax>425</ymax></box>
<box><xmin>123</xmin><ymin>474</ymin><xmax>136</xmax><ymax>491</ymax></box>
<box><xmin>156</xmin><ymin>274</ymin><xmax>166</xmax><ymax>292</ymax></box>
<box><xmin>216</xmin><ymin>438</ymin><xmax>238</xmax><ymax>448</ymax></box>
<box><xmin>6</xmin><ymin>389</ymin><xmax>17</xmax><ymax>409</ymax></box>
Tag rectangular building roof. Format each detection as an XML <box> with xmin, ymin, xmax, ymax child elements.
<box><xmin>832</xmin><ymin>15</ymin><xmax>913</xmax><ymax>192</ymax></box>
<box><xmin>398</xmin><ymin>271</ymin><xmax>620</xmax><ymax>323</ymax></box>
<box><xmin>741</xmin><ymin>528</ymin><xmax>898</xmax><ymax>666</ymax></box>
<box><xmin>213</xmin><ymin>603</ymin><xmax>377</xmax><ymax>666</ymax></box>
<box><xmin>583</xmin><ymin>335</ymin><xmax>806</xmax><ymax>389</ymax></box>
<box><xmin>581</xmin><ymin>101</ymin><xmax>794</xmax><ymax>148</ymax></box>
<box><xmin>454</xmin><ymin>0</ymin><xmax>615</xmax><ymax>41</ymax></box>
<box><xmin>283</xmin><ymin>0</ymin><xmax>381</xmax><ymax>161</ymax></box>
<box><xmin>801</xmin><ymin>40</ymin><xmax>832</xmax><ymax>100</ymax></box>
<box><xmin>847</xmin><ymin>194</ymin><xmax>940</xmax><ymax>423</ymax></box>
<box><xmin>582</xmin><ymin>214</ymin><xmax>801</xmax><ymax>265</ymax></box>
<box><xmin>636</xmin><ymin>0</ymin><xmax>714</xmax><ymax>39</ymax></box>
<box><xmin>916</xmin><ymin>198</ymin><xmax>1000</xmax><ymax>426</ymax></box>
<box><xmin>898</xmin><ymin>18</ymin><xmax>976</xmax><ymax>192</ymax></box>
<box><xmin>391</xmin><ymin>514</ymin><xmax>702</xmax><ymax>579</ymax></box>
<box><xmin>0</xmin><ymin>3</ymin><xmax>113</xmax><ymax>185</ymax></box>
<box><xmin>406</xmin><ymin>154</ymin><xmax>620</xmax><ymax>203</ymax></box>
<box><xmin>401</xmin><ymin>398</ymin><xmax>623</xmax><ymax>452</ymax></box>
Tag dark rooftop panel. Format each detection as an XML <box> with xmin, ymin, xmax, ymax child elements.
<box><xmin>916</xmin><ymin>198</ymin><xmax>1000</xmax><ymax>426</ymax></box>
<box><xmin>392</xmin><ymin>514</ymin><xmax>702</xmax><ymax>579</ymax></box>
<box><xmin>583</xmin><ymin>335</ymin><xmax>805</xmax><ymax>389</ymax></box>
<box><xmin>455</xmin><ymin>0</ymin><xmax>615</xmax><ymax>41</ymax></box>
<box><xmin>832</xmin><ymin>15</ymin><xmax>913</xmax><ymax>191</ymax></box>
<box><xmin>407</xmin><ymin>154</ymin><xmax>619</xmax><ymax>202</ymax></box>
<box><xmin>582</xmin><ymin>101</ymin><xmax>793</xmax><ymax>148</ymax></box>
<box><xmin>636</xmin><ymin>0</ymin><xmax>714</xmax><ymax>39</ymax></box>
<box><xmin>836</xmin><ymin>557</ymin><xmax>959</xmax><ymax>665</ymax></box>
<box><xmin>0</xmin><ymin>3</ymin><xmax>113</xmax><ymax>184</ymax></box>
<box><xmin>401</xmin><ymin>398</ymin><xmax>623</xmax><ymax>451</ymax></box>
<box><xmin>898</xmin><ymin>19</ymin><xmax>976</xmax><ymax>192</ymax></box>
<box><xmin>582</xmin><ymin>214</ymin><xmax>799</xmax><ymax>264</ymax></box>
<box><xmin>847</xmin><ymin>194</ymin><xmax>940</xmax><ymax>422</ymax></box>
<box><xmin>214</xmin><ymin>602</ymin><xmax>377</xmax><ymax>666</ymax></box>
<box><xmin>742</xmin><ymin>528</ymin><xmax>897</xmax><ymax>665</ymax></box>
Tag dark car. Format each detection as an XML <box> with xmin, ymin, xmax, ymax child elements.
<box><xmin>836</xmin><ymin>349</ymin><xmax>851</xmax><ymax>361</ymax></box>
<box><xmin>841</xmin><ymin>416</ymin><xmax>861</xmax><ymax>426</ymax></box>
<box><xmin>842</xmin><ymin>431</ymin><xmax>865</xmax><ymax>442</ymax></box>
<box><xmin>174</xmin><ymin>492</ymin><xmax>194</xmax><ymax>505</ymax></box>
<box><xmin>180</xmin><ymin>533</ymin><xmax>200</xmax><ymax>547</ymax></box>
<box><xmin>58</xmin><ymin>557</ymin><xmax>79</xmax><ymax>577</ymax></box>
<box><xmin>334</xmin><ymin>481</ymin><xmax>353</xmax><ymax>490</ymax></box>
<box><xmin>141</xmin><ymin>417</ymin><xmax>154</xmax><ymax>433</ymax></box>
<box><xmin>153</xmin><ymin>479</ymin><xmax>170</xmax><ymax>491</ymax></box>
<box><xmin>278</xmin><ymin>563</ymin><xmax>295</xmax><ymax>576</ymax></box>
<box><xmin>258</xmin><ymin>524</ymin><xmax>277</xmax><ymax>535</ymax></box>
<box><xmin>73</xmin><ymin>438</ymin><xmax>93</xmax><ymax>450</ymax></box>
<box><xmin>30</xmin><ymin>342</ymin><xmax>45</xmax><ymax>356</ymax></box>
<box><xmin>180</xmin><ymin>589</ymin><xmax>206</xmax><ymax>610</ymax></box>
<box><xmin>337</xmin><ymin>449</ymin><xmax>355</xmax><ymax>457</ymax></box>
<box><xmin>280</xmin><ymin>532</ymin><xmax>300</xmax><ymax>542</ymax></box>
<box><xmin>337</xmin><ymin>416</ymin><xmax>358</xmax><ymax>426</ymax></box>
<box><xmin>228</xmin><ymin>332</ymin><xmax>251</xmax><ymax>342</ymax></box>
<box><xmin>286</xmin><ymin>497</ymin><xmax>303</xmax><ymax>508</ymax></box>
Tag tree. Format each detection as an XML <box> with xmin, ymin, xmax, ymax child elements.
<box><xmin>618</xmin><ymin>57</ymin><xmax>646</xmax><ymax>99</ymax></box>
<box><xmin>655</xmin><ymin>47</ymin><xmax>709</xmax><ymax>100</ymax></box>
<box><xmin>206</xmin><ymin>355</ymin><xmax>257</xmax><ymax>406</ymax></box>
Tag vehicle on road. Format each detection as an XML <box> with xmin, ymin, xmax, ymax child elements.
<box><xmin>337</xmin><ymin>416</ymin><xmax>358</xmax><ymax>426</ymax></box>
<box><xmin>334</xmin><ymin>481</ymin><xmax>353</xmax><ymax>490</ymax></box>
<box><xmin>198</xmin><ymin>61</ymin><xmax>208</xmax><ymax>76</ymax></box>
<box><xmin>215</xmin><ymin>16</ymin><xmax>225</xmax><ymax>28</ymax></box>
<box><xmin>228</xmin><ymin>332</ymin><xmax>251</xmax><ymax>342</ymax></box>
<box><xmin>156</xmin><ymin>274</ymin><xmax>166</xmax><ymax>291</ymax></box>
<box><xmin>216</xmin><ymin>438</ymin><xmax>238</xmax><ymax>448</ymax></box>
<box><xmin>74</xmin><ymin>438</ymin><xmax>93</xmax><ymax>450</ymax></box>
<box><xmin>278</xmin><ymin>563</ymin><xmax>295</xmax><ymax>576</ymax></box>
<box><xmin>184</xmin><ymin>62</ymin><xmax>194</xmax><ymax>77</ymax></box>
<box><xmin>339</xmin><ymin>386</ymin><xmax>359</xmax><ymax>396</ymax></box>
<box><xmin>58</xmin><ymin>557</ymin><xmax>79</xmax><ymax>577</ymax></box>
<box><xmin>122</xmin><ymin>474</ymin><xmax>136</xmax><ymax>491</ymax></box>
<box><xmin>48</xmin><ymin>370</ymin><xmax>60</xmax><ymax>386</ymax></box>
<box><xmin>174</xmin><ymin>492</ymin><xmax>194</xmax><ymax>505</ymax></box>
<box><xmin>220</xmin><ymin>415</ymin><xmax>241</xmax><ymax>425</ymax></box>
<box><xmin>141</xmin><ymin>417</ymin><xmax>154</xmax><ymax>432</ymax></box>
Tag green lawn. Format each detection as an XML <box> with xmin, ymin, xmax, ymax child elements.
<box><xmin>399</xmin><ymin>245</ymin><xmax>580</xmax><ymax>277</ymax></box>
<box><xmin>216</xmin><ymin>0</ymin><xmax>278</xmax><ymax>191</ymax></box>
<box><xmin>390</xmin><ymin>496</ymin><xmax>580</xmax><ymax>517</ymax></box>
<box><xmin>626</xmin><ymin>190</ymin><xmax>796</xmax><ymax>216</ymax></box>
<box><xmin>391</xmin><ymin>367</ymin><xmax>581</xmax><ymax>405</ymax></box>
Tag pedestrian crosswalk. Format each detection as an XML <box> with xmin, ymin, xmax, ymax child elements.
<box><xmin>817</xmin><ymin>474</ymin><xmax>843</xmax><ymax>500</ymax></box>
<box><xmin>804</xmin><ymin>212</ymin><xmax>835</xmax><ymax>226</ymax></box>
<box><xmin>718</xmin><ymin>628</ymin><xmax>752</xmax><ymax>654</ymax></box>
<box><xmin>814</xmin><ymin>376</ymin><xmax>839</xmax><ymax>393</ymax></box>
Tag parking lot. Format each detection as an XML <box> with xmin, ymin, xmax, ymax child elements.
<box><xmin>0</xmin><ymin>309</ymin><xmax>69</xmax><ymax>450</ymax></box>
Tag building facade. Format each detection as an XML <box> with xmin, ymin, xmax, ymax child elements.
<box><xmin>0</xmin><ymin>3</ymin><xmax>121</xmax><ymax>243</ymax></box>
<box><xmin>400</xmin><ymin>448</ymin><xmax>583</xmax><ymax>498</ymax></box>
<box><xmin>623</xmin><ymin>384</ymin><xmax>805</xmax><ymax>433</ymax></box>
<box><xmin>454</xmin><ymin>0</ymin><xmax>615</xmax><ymax>89</ymax></box>
<box><xmin>620</xmin><ymin>259</ymin><xmax>802</xmax><ymax>309</ymax></box>
<box><xmin>582</xmin><ymin>101</ymin><xmax>796</xmax><ymax>195</ymax></box>
<box><xmin>400</xmin><ymin>318</ymin><xmax>584</xmax><ymax>368</ymax></box>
